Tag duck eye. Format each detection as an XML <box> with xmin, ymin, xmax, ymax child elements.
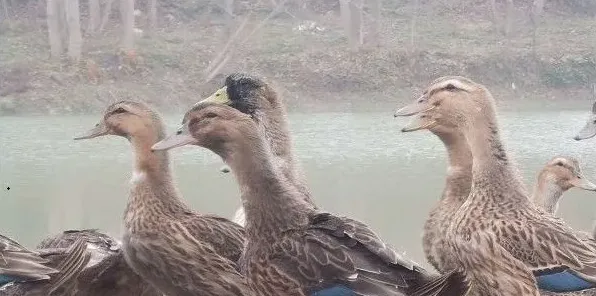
<box><xmin>204</xmin><ymin>112</ymin><xmax>217</xmax><ymax>119</ymax></box>
<box><xmin>444</xmin><ymin>84</ymin><xmax>457</xmax><ymax>91</ymax></box>
<box><xmin>112</xmin><ymin>107</ymin><xmax>128</xmax><ymax>114</ymax></box>
<box><xmin>555</xmin><ymin>162</ymin><xmax>564</xmax><ymax>167</ymax></box>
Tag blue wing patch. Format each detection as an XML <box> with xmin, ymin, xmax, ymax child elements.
<box><xmin>311</xmin><ymin>285</ymin><xmax>356</xmax><ymax>296</ymax></box>
<box><xmin>536</xmin><ymin>270</ymin><xmax>595</xmax><ymax>292</ymax></box>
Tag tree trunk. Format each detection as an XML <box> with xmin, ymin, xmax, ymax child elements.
<box><xmin>504</xmin><ymin>0</ymin><xmax>514</xmax><ymax>36</ymax></box>
<box><xmin>99</xmin><ymin>0</ymin><xmax>114</xmax><ymax>32</ymax></box>
<box><xmin>348</xmin><ymin>0</ymin><xmax>363</xmax><ymax>49</ymax></box>
<box><xmin>410</xmin><ymin>0</ymin><xmax>419</xmax><ymax>51</ymax></box>
<box><xmin>489</xmin><ymin>0</ymin><xmax>499</xmax><ymax>34</ymax></box>
<box><xmin>339</xmin><ymin>0</ymin><xmax>351</xmax><ymax>45</ymax></box>
<box><xmin>223</xmin><ymin>0</ymin><xmax>233</xmax><ymax>37</ymax></box>
<box><xmin>88</xmin><ymin>0</ymin><xmax>100</xmax><ymax>33</ymax></box>
<box><xmin>1</xmin><ymin>0</ymin><xmax>9</xmax><ymax>22</ymax></box>
<box><xmin>47</xmin><ymin>0</ymin><xmax>64</xmax><ymax>59</ymax></box>
<box><xmin>148</xmin><ymin>0</ymin><xmax>157</xmax><ymax>31</ymax></box>
<box><xmin>120</xmin><ymin>0</ymin><xmax>135</xmax><ymax>50</ymax></box>
<box><xmin>369</xmin><ymin>0</ymin><xmax>381</xmax><ymax>46</ymax></box>
<box><xmin>65</xmin><ymin>0</ymin><xmax>82</xmax><ymax>62</ymax></box>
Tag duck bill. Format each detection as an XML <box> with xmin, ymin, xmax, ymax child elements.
<box><xmin>196</xmin><ymin>86</ymin><xmax>231</xmax><ymax>106</ymax></box>
<box><xmin>569</xmin><ymin>176</ymin><xmax>596</xmax><ymax>191</ymax></box>
<box><xmin>401</xmin><ymin>115</ymin><xmax>436</xmax><ymax>133</ymax></box>
<box><xmin>573</xmin><ymin>121</ymin><xmax>596</xmax><ymax>141</ymax></box>
<box><xmin>73</xmin><ymin>122</ymin><xmax>110</xmax><ymax>140</ymax></box>
<box><xmin>151</xmin><ymin>126</ymin><xmax>197</xmax><ymax>151</ymax></box>
<box><xmin>394</xmin><ymin>98</ymin><xmax>434</xmax><ymax>117</ymax></box>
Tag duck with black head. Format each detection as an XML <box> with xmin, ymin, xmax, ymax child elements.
<box><xmin>195</xmin><ymin>73</ymin><xmax>315</xmax><ymax>227</ymax></box>
<box><xmin>152</xmin><ymin>102</ymin><xmax>470</xmax><ymax>296</ymax></box>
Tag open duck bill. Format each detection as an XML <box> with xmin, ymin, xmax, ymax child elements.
<box><xmin>400</xmin><ymin>113</ymin><xmax>437</xmax><ymax>133</ymax></box>
<box><xmin>151</xmin><ymin>125</ymin><xmax>197</xmax><ymax>151</ymax></box>
<box><xmin>569</xmin><ymin>175</ymin><xmax>596</xmax><ymax>191</ymax></box>
<box><xmin>195</xmin><ymin>86</ymin><xmax>231</xmax><ymax>106</ymax></box>
<box><xmin>394</xmin><ymin>97</ymin><xmax>435</xmax><ymax>117</ymax></box>
<box><xmin>73</xmin><ymin>122</ymin><xmax>110</xmax><ymax>140</ymax></box>
<box><xmin>573</xmin><ymin>121</ymin><xmax>596</xmax><ymax>141</ymax></box>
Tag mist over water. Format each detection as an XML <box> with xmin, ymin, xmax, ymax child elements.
<box><xmin>1</xmin><ymin>102</ymin><xmax>595</xmax><ymax>269</ymax></box>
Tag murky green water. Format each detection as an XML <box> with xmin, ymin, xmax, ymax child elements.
<box><xmin>1</xmin><ymin>106</ymin><xmax>596</xmax><ymax>269</ymax></box>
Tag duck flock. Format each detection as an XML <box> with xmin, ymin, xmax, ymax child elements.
<box><xmin>2</xmin><ymin>74</ymin><xmax>596</xmax><ymax>296</ymax></box>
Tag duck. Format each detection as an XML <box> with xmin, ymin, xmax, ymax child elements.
<box><xmin>195</xmin><ymin>73</ymin><xmax>316</xmax><ymax>226</ymax></box>
<box><xmin>73</xmin><ymin>101</ymin><xmax>249</xmax><ymax>296</ymax></box>
<box><xmin>152</xmin><ymin>102</ymin><xmax>470</xmax><ymax>296</ymax></box>
<box><xmin>573</xmin><ymin>100</ymin><xmax>596</xmax><ymax>240</ymax></box>
<box><xmin>532</xmin><ymin>156</ymin><xmax>596</xmax><ymax>215</ymax></box>
<box><xmin>394</xmin><ymin>98</ymin><xmax>472</xmax><ymax>274</ymax></box>
<box><xmin>37</xmin><ymin>229</ymin><xmax>161</xmax><ymax>296</ymax></box>
<box><xmin>0</xmin><ymin>233</ymin><xmax>90</xmax><ymax>296</ymax></box>
<box><xmin>395</xmin><ymin>76</ymin><xmax>596</xmax><ymax>295</ymax></box>
<box><xmin>573</xmin><ymin>99</ymin><xmax>596</xmax><ymax>141</ymax></box>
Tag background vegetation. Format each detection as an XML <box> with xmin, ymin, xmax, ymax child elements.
<box><xmin>0</xmin><ymin>0</ymin><xmax>595</xmax><ymax>115</ymax></box>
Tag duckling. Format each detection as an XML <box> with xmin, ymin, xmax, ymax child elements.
<box><xmin>152</xmin><ymin>102</ymin><xmax>470</xmax><ymax>296</ymax></box>
<box><xmin>0</xmin><ymin>233</ymin><xmax>90</xmax><ymax>296</ymax></box>
<box><xmin>196</xmin><ymin>73</ymin><xmax>316</xmax><ymax>226</ymax></box>
<box><xmin>74</xmin><ymin>101</ymin><xmax>249</xmax><ymax>296</ymax></box>
<box><xmin>37</xmin><ymin>229</ymin><xmax>160</xmax><ymax>296</ymax></box>
<box><xmin>532</xmin><ymin>157</ymin><xmax>596</xmax><ymax>215</ymax></box>
<box><xmin>396</xmin><ymin>76</ymin><xmax>596</xmax><ymax>295</ymax></box>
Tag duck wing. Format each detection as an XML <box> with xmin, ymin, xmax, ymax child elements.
<box><xmin>497</xmin><ymin>208</ymin><xmax>596</xmax><ymax>291</ymax></box>
<box><xmin>0</xmin><ymin>234</ymin><xmax>58</xmax><ymax>284</ymax></box>
<box><xmin>180</xmin><ymin>212</ymin><xmax>246</xmax><ymax>264</ymax></box>
<box><xmin>264</xmin><ymin>212</ymin><xmax>469</xmax><ymax>296</ymax></box>
<box><xmin>125</xmin><ymin>223</ymin><xmax>249</xmax><ymax>296</ymax></box>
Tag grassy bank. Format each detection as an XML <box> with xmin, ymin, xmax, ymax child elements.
<box><xmin>0</xmin><ymin>0</ymin><xmax>595</xmax><ymax>115</ymax></box>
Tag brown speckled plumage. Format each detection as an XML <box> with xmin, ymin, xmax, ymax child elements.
<box><xmin>36</xmin><ymin>229</ymin><xmax>160</xmax><ymax>296</ymax></box>
<box><xmin>75</xmin><ymin>101</ymin><xmax>249</xmax><ymax>296</ymax></box>
<box><xmin>0</xmin><ymin>234</ymin><xmax>91</xmax><ymax>296</ymax></box>
<box><xmin>156</xmin><ymin>102</ymin><xmax>470</xmax><ymax>296</ymax></box>
<box><xmin>398</xmin><ymin>76</ymin><xmax>596</xmax><ymax>295</ymax></box>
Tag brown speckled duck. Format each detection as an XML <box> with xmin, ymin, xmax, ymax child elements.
<box><xmin>397</xmin><ymin>76</ymin><xmax>596</xmax><ymax>295</ymax></box>
<box><xmin>74</xmin><ymin>101</ymin><xmax>249</xmax><ymax>296</ymax></box>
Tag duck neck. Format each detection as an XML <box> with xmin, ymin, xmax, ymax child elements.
<box><xmin>464</xmin><ymin>109</ymin><xmax>527</xmax><ymax>203</ymax></box>
<box><xmin>531</xmin><ymin>177</ymin><xmax>563</xmax><ymax>215</ymax></box>
<box><xmin>223</xmin><ymin>131</ymin><xmax>314</xmax><ymax>244</ymax></box>
<box><xmin>436</xmin><ymin>130</ymin><xmax>473</xmax><ymax>204</ymax></box>
<box><xmin>125</xmin><ymin>130</ymin><xmax>185</xmax><ymax>228</ymax></box>
<box><xmin>261</xmin><ymin>108</ymin><xmax>314</xmax><ymax>203</ymax></box>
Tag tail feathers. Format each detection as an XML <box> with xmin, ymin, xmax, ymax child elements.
<box><xmin>409</xmin><ymin>270</ymin><xmax>470</xmax><ymax>296</ymax></box>
<box><xmin>46</xmin><ymin>238</ymin><xmax>91</xmax><ymax>295</ymax></box>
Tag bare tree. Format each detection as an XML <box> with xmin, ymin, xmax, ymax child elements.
<box><xmin>99</xmin><ymin>0</ymin><xmax>115</xmax><ymax>32</ymax></box>
<box><xmin>65</xmin><ymin>0</ymin><xmax>82</xmax><ymax>61</ymax></box>
<box><xmin>340</xmin><ymin>0</ymin><xmax>363</xmax><ymax>49</ymax></box>
<box><xmin>47</xmin><ymin>0</ymin><xmax>64</xmax><ymax>59</ymax></box>
<box><xmin>148</xmin><ymin>0</ymin><xmax>157</xmax><ymax>31</ymax></box>
<box><xmin>88</xmin><ymin>0</ymin><xmax>100</xmax><ymax>33</ymax></box>
<box><xmin>368</xmin><ymin>0</ymin><xmax>381</xmax><ymax>46</ymax></box>
<box><xmin>504</xmin><ymin>0</ymin><xmax>515</xmax><ymax>36</ymax></box>
<box><xmin>120</xmin><ymin>0</ymin><xmax>135</xmax><ymax>50</ymax></box>
<box><xmin>410</xmin><ymin>0</ymin><xmax>419</xmax><ymax>51</ymax></box>
<box><xmin>489</xmin><ymin>0</ymin><xmax>499</xmax><ymax>33</ymax></box>
<box><xmin>530</xmin><ymin>0</ymin><xmax>546</xmax><ymax>58</ymax></box>
<box><xmin>1</xmin><ymin>0</ymin><xmax>9</xmax><ymax>22</ymax></box>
